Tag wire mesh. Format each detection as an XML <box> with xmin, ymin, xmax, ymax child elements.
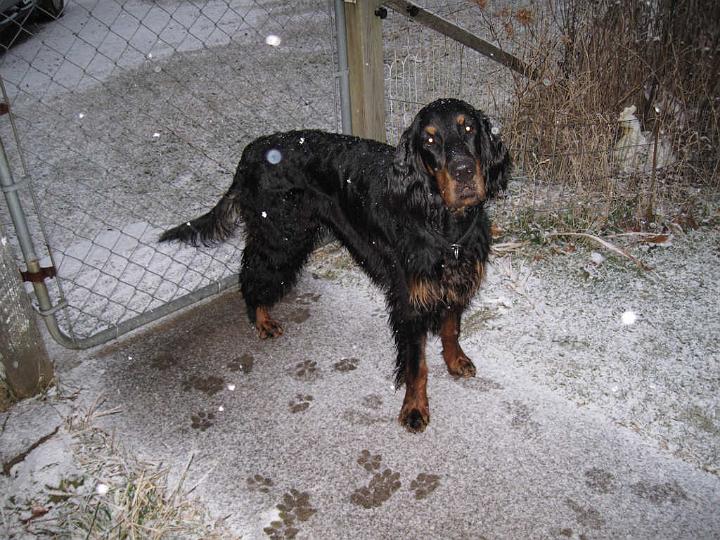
<box><xmin>0</xmin><ymin>0</ymin><xmax>339</xmax><ymax>343</ymax></box>
<box><xmin>382</xmin><ymin>1</ymin><xmax>517</xmax><ymax>145</ymax></box>
<box><xmin>380</xmin><ymin>2</ymin><xmax>711</xmax><ymax>231</ymax></box>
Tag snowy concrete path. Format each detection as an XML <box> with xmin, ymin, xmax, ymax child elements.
<box><xmin>11</xmin><ymin>229</ymin><xmax>716</xmax><ymax>539</ymax></box>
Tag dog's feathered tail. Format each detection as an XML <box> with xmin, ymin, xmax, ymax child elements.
<box><xmin>159</xmin><ymin>190</ymin><xmax>242</xmax><ymax>247</ymax></box>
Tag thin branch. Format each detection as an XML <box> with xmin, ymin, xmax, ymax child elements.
<box><xmin>545</xmin><ymin>232</ymin><xmax>652</xmax><ymax>270</ymax></box>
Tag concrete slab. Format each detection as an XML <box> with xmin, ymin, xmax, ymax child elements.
<box><xmin>58</xmin><ymin>236</ymin><xmax>720</xmax><ymax>539</ymax></box>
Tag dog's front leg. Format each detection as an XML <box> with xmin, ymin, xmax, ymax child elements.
<box><xmin>440</xmin><ymin>308</ymin><xmax>476</xmax><ymax>378</ymax></box>
<box><xmin>398</xmin><ymin>333</ymin><xmax>430</xmax><ymax>433</ymax></box>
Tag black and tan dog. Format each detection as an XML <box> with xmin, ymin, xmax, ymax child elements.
<box><xmin>160</xmin><ymin>98</ymin><xmax>511</xmax><ymax>432</ymax></box>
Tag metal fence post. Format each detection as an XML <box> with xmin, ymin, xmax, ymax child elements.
<box><xmin>0</xmin><ymin>220</ymin><xmax>54</xmax><ymax>401</ymax></box>
<box><xmin>334</xmin><ymin>0</ymin><xmax>353</xmax><ymax>135</ymax></box>
<box><xmin>0</xmin><ymin>136</ymin><xmax>72</xmax><ymax>346</ymax></box>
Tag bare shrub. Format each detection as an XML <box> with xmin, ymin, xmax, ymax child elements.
<box><xmin>480</xmin><ymin>0</ymin><xmax>719</xmax><ymax>229</ymax></box>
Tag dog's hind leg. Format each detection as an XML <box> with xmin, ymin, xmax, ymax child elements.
<box><xmin>239</xmin><ymin>224</ymin><xmax>320</xmax><ymax>339</ymax></box>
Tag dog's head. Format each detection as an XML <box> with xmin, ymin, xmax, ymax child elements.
<box><xmin>389</xmin><ymin>98</ymin><xmax>511</xmax><ymax>213</ymax></box>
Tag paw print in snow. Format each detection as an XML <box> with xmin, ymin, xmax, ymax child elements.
<box><xmin>247</xmin><ymin>474</ymin><xmax>274</xmax><ymax>493</ymax></box>
<box><xmin>289</xmin><ymin>394</ymin><xmax>314</xmax><ymax>413</ymax></box>
<box><xmin>228</xmin><ymin>353</ymin><xmax>254</xmax><ymax>374</ymax></box>
<box><xmin>182</xmin><ymin>374</ymin><xmax>225</xmax><ymax>396</ymax></box>
<box><xmin>264</xmin><ymin>489</ymin><xmax>317</xmax><ymax>539</ymax></box>
<box><xmin>409</xmin><ymin>473</ymin><xmax>440</xmax><ymax>500</ymax></box>
<box><xmin>190</xmin><ymin>411</ymin><xmax>215</xmax><ymax>431</ymax></box>
<box><xmin>357</xmin><ymin>449</ymin><xmax>382</xmax><ymax>472</ymax></box>
<box><xmin>350</xmin><ymin>469</ymin><xmax>401</xmax><ymax>509</ymax></box>
<box><xmin>291</xmin><ymin>360</ymin><xmax>319</xmax><ymax>381</ymax></box>
<box><xmin>333</xmin><ymin>357</ymin><xmax>359</xmax><ymax>372</ymax></box>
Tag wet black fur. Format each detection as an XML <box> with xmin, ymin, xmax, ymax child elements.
<box><xmin>160</xmin><ymin>98</ymin><xmax>511</xmax><ymax>387</ymax></box>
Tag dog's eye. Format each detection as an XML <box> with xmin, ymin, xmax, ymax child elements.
<box><xmin>464</xmin><ymin>125</ymin><xmax>474</xmax><ymax>133</ymax></box>
<box><xmin>425</xmin><ymin>136</ymin><xmax>435</xmax><ymax>145</ymax></box>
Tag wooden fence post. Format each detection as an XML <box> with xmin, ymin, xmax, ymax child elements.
<box><xmin>0</xmin><ymin>222</ymin><xmax>53</xmax><ymax>404</ymax></box>
<box><xmin>344</xmin><ymin>0</ymin><xmax>386</xmax><ymax>142</ymax></box>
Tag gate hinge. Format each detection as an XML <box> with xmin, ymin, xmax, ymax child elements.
<box><xmin>20</xmin><ymin>265</ymin><xmax>57</xmax><ymax>283</ymax></box>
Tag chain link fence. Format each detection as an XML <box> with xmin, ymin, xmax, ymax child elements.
<box><xmin>381</xmin><ymin>1</ymin><xmax>716</xmax><ymax>231</ymax></box>
<box><xmin>382</xmin><ymin>0</ymin><xmax>516</xmax><ymax>144</ymax></box>
<box><xmin>0</xmin><ymin>0</ymin><xmax>340</xmax><ymax>345</ymax></box>
<box><xmin>1</xmin><ymin>0</ymin><xmax>714</xmax><ymax>348</ymax></box>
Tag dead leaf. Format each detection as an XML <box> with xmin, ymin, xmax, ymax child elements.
<box><xmin>21</xmin><ymin>505</ymin><xmax>49</xmax><ymax>524</ymax></box>
<box><xmin>672</xmin><ymin>210</ymin><xmax>698</xmax><ymax>231</ymax></box>
<box><xmin>643</xmin><ymin>234</ymin><xmax>671</xmax><ymax>245</ymax></box>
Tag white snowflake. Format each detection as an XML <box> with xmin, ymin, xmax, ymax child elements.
<box><xmin>621</xmin><ymin>310</ymin><xmax>637</xmax><ymax>325</ymax></box>
<box><xmin>265</xmin><ymin>35</ymin><xmax>282</xmax><ymax>47</ymax></box>
<box><xmin>266</xmin><ymin>149</ymin><xmax>282</xmax><ymax>164</ymax></box>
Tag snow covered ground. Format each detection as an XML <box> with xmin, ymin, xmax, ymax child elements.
<box><xmin>2</xmin><ymin>229</ymin><xmax>719</xmax><ymax>537</ymax></box>
<box><xmin>1</xmin><ymin>1</ymin><xmax>718</xmax><ymax>537</ymax></box>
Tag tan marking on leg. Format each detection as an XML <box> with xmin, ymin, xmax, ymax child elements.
<box><xmin>398</xmin><ymin>336</ymin><xmax>430</xmax><ymax>433</ymax></box>
<box><xmin>474</xmin><ymin>162</ymin><xmax>486</xmax><ymax>200</ymax></box>
<box><xmin>255</xmin><ymin>306</ymin><xmax>284</xmax><ymax>339</ymax></box>
<box><xmin>440</xmin><ymin>310</ymin><xmax>476</xmax><ymax>378</ymax></box>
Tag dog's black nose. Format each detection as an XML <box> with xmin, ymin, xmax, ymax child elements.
<box><xmin>449</xmin><ymin>157</ymin><xmax>475</xmax><ymax>184</ymax></box>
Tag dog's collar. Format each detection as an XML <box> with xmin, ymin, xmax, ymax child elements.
<box><xmin>437</xmin><ymin>207</ymin><xmax>482</xmax><ymax>260</ymax></box>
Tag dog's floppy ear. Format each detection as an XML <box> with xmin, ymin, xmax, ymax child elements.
<box><xmin>388</xmin><ymin>120</ymin><xmax>433</xmax><ymax>213</ymax></box>
<box><xmin>475</xmin><ymin>112</ymin><xmax>511</xmax><ymax>198</ymax></box>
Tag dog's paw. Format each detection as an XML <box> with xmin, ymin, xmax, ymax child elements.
<box><xmin>398</xmin><ymin>404</ymin><xmax>430</xmax><ymax>433</ymax></box>
<box><xmin>256</xmin><ymin>317</ymin><xmax>284</xmax><ymax>339</ymax></box>
<box><xmin>446</xmin><ymin>354</ymin><xmax>477</xmax><ymax>378</ymax></box>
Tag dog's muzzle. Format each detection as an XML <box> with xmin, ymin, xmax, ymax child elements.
<box><xmin>448</xmin><ymin>156</ymin><xmax>476</xmax><ymax>185</ymax></box>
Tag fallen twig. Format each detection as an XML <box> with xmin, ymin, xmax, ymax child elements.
<box><xmin>491</xmin><ymin>241</ymin><xmax>528</xmax><ymax>255</ymax></box>
<box><xmin>545</xmin><ymin>232</ymin><xmax>652</xmax><ymax>270</ymax></box>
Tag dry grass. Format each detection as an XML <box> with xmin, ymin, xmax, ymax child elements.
<box><xmin>0</xmin><ymin>381</ymin><xmax>14</xmax><ymax>413</ymax></box>
<box><xmin>59</xmin><ymin>397</ymin><xmax>235</xmax><ymax>539</ymax></box>
<box><xmin>478</xmin><ymin>0</ymin><xmax>719</xmax><ymax>231</ymax></box>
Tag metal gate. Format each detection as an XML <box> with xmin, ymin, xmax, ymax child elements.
<box><xmin>0</xmin><ymin>0</ymin><xmax>341</xmax><ymax>347</ymax></box>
